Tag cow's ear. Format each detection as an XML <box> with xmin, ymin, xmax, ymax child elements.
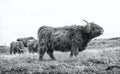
<box><xmin>83</xmin><ymin>24</ymin><xmax>91</xmax><ymax>33</ymax></box>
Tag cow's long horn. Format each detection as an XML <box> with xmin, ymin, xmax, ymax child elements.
<box><xmin>82</xmin><ymin>19</ymin><xmax>89</xmax><ymax>25</ymax></box>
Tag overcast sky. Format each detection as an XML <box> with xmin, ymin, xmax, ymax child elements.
<box><xmin>0</xmin><ymin>0</ymin><xmax>120</xmax><ymax>46</ymax></box>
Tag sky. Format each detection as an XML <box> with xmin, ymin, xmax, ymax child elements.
<box><xmin>0</xmin><ymin>0</ymin><xmax>120</xmax><ymax>46</ymax></box>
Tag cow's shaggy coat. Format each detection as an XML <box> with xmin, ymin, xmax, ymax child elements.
<box><xmin>10</xmin><ymin>41</ymin><xmax>24</xmax><ymax>54</ymax></box>
<box><xmin>38</xmin><ymin>20</ymin><xmax>104</xmax><ymax>60</ymax></box>
<box><xmin>27</xmin><ymin>39</ymin><xmax>39</xmax><ymax>53</ymax></box>
<box><xmin>17</xmin><ymin>37</ymin><xmax>34</xmax><ymax>47</ymax></box>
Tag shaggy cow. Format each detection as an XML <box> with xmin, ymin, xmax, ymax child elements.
<box><xmin>10</xmin><ymin>41</ymin><xmax>24</xmax><ymax>54</ymax></box>
<box><xmin>17</xmin><ymin>37</ymin><xmax>34</xmax><ymax>47</ymax></box>
<box><xmin>38</xmin><ymin>20</ymin><xmax>104</xmax><ymax>60</ymax></box>
<box><xmin>27</xmin><ymin>39</ymin><xmax>39</xmax><ymax>53</ymax></box>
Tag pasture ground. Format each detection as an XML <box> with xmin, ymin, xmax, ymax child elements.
<box><xmin>0</xmin><ymin>37</ymin><xmax>120</xmax><ymax>74</ymax></box>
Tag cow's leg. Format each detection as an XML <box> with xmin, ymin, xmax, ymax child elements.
<box><xmin>30</xmin><ymin>48</ymin><xmax>33</xmax><ymax>53</ymax></box>
<box><xmin>13</xmin><ymin>48</ymin><xmax>18</xmax><ymax>54</ymax></box>
<box><xmin>10</xmin><ymin>49</ymin><xmax>13</xmax><ymax>55</ymax></box>
<box><xmin>20</xmin><ymin>50</ymin><xmax>23</xmax><ymax>54</ymax></box>
<box><xmin>38</xmin><ymin>46</ymin><xmax>47</xmax><ymax>60</ymax></box>
<box><xmin>10</xmin><ymin>45</ymin><xmax>12</xmax><ymax>54</ymax></box>
<box><xmin>70</xmin><ymin>51</ymin><xmax>74</xmax><ymax>57</ymax></box>
<box><xmin>14</xmin><ymin>49</ymin><xmax>16</xmax><ymax>54</ymax></box>
<box><xmin>70</xmin><ymin>44</ymin><xmax>79</xmax><ymax>57</ymax></box>
<box><xmin>18</xmin><ymin>50</ymin><xmax>21</xmax><ymax>54</ymax></box>
<box><xmin>28</xmin><ymin>47</ymin><xmax>31</xmax><ymax>53</ymax></box>
<box><xmin>74</xmin><ymin>48</ymin><xmax>79</xmax><ymax>56</ymax></box>
<box><xmin>47</xmin><ymin>50</ymin><xmax>56</xmax><ymax>60</ymax></box>
<box><xmin>38</xmin><ymin>39</ymin><xmax>49</xmax><ymax>60</ymax></box>
<box><xmin>29</xmin><ymin>47</ymin><xmax>34</xmax><ymax>53</ymax></box>
<box><xmin>70</xmin><ymin>50</ymin><xmax>79</xmax><ymax>57</ymax></box>
<box><xmin>31</xmin><ymin>48</ymin><xmax>35</xmax><ymax>53</ymax></box>
<box><xmin>17</xmin><ymin>48</ymin><xmax>21</xmax><ymax>54</ymax></box>
<box><xmin>29</xmin><ymin>48</ymin><xmax>31</xmax><ymax>53</ymax></box>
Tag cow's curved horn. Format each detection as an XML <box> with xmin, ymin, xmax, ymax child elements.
<box><xmin>82</xmin><ymin>19</ymin><xmax>89</xmax><ymax>25</ymax></box>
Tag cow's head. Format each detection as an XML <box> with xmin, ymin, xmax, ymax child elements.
<box><xmin>83</xmin><ymin>20</ymin><xmax>104</xmax><ymax>38</ymax></box>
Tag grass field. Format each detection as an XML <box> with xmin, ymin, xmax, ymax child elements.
<box><xmin>0</xmin><ymin>37</ymin><xmax>120</xmax><ymax>74</ymax></box>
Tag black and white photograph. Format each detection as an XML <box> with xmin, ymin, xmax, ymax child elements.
<box><xmin>0</xmin><ymin>0</ymin><xmax>120</xmax><ymax>74</ymax></box>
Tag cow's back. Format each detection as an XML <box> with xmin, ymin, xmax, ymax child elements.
<box><xmin>10</xmin><ymin>42</ymin><xmax>16</xmax><ymax>49</ymax></box>
<box><xmin>38</xmin><ymin>26</ymin><xmax>54</xmax><ymax>41</ymax></box>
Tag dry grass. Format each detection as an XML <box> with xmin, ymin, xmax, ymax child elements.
<box><xmin>0</xmin><ymin>47</ymin><xmax>120</xmax><ymax>74</ymax></box>
<box><xmin>0</xmin><ymin>37</ymin><xmax>120</xmax><ymax>74</ymax></box>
